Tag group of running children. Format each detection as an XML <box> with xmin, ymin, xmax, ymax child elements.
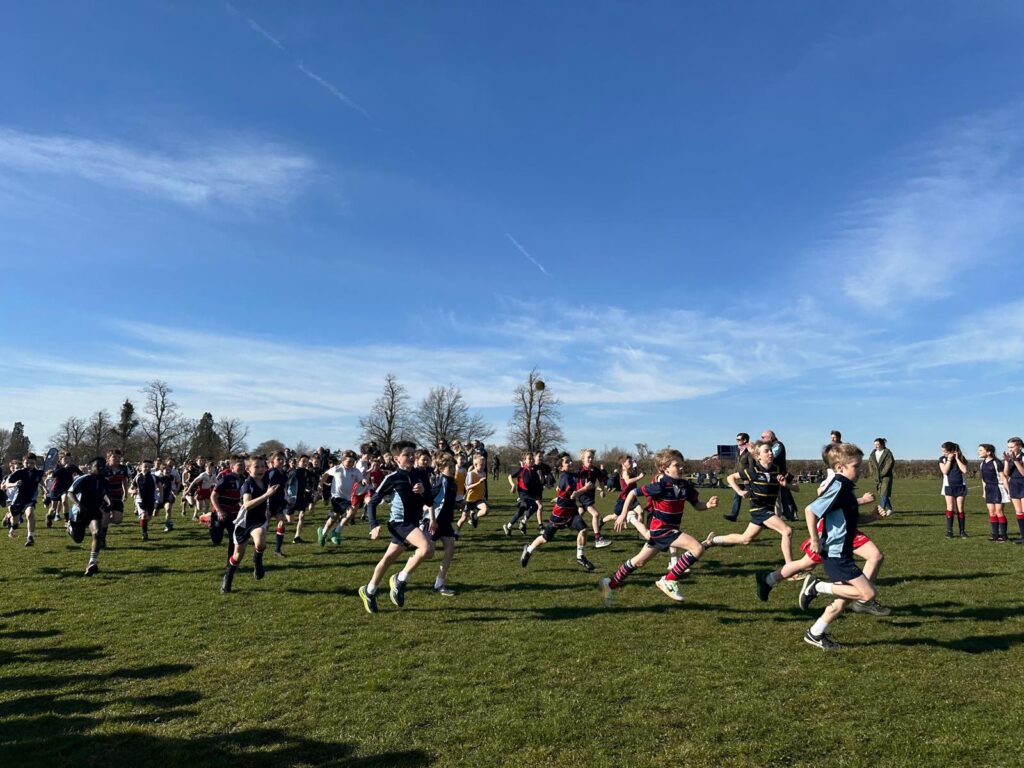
<box><xmin>5</xmin><ymin>435</ymin><xmax>1024</xmax><ymax>651</ymax></box>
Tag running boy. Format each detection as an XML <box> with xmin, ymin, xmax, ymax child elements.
<box><xmin>319</xmin><ymin>450</ymin><xmax>366</xmax><ymax>546</ymax></box>
<box><xmin>429</xmin><ymin>452</ymin><xmax>460</xmax><ymax>596</ymax></box>
<box><xmin>4</xmin><ymin>453</ymin><xmax>45</xmax><ymax>547</ymax></box>
<box><xmin>796</xmin><ymin>442</ymin><xmax>885</xmax><ymax>650</ymax></box>
<box><xmin>519</xmin><ymin>452</ymin><xmax>596</xmax><ymax>572</ymax></box>
<box><xmin>455</xmin><ymin>452</ymin><xmax>489</xmax><ymax>530</ymax></box>
<box><xmin>505</xmin><ymin>452</ymin><xmax>543</xmax><ymax>536</ymax></box>
<box><xmin>702</xmin><ymin>441</ymin><xmax>794</xmax><ymax>564</ymax></box>
<box><xmin>358</xmin><ymin>441</ymin><xmax>435</xmax><ymax>614</ymax></box>
<box><xmin>221</xmin><ymin>456</ymin><xmax>280</xmax><ymax>593</ymax></box>
<box><xmin>66</xmin><ymin>457</ymin><xmax>110</xmax><ymax>575</ymax></box>
<box><xmin>129</xmin><ymin>459</ymin><xmax>158</xmax><ymax>541</ymax></box>
<box><xmin>598</xmin><ymin>448</ymin><xmax>718</xmax><ymax>605</ymax></box>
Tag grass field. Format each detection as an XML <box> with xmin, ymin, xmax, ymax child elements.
<box><xmin>2</xmin><ymin>476</ymin><xmax>1022</xmax><ymax>768</ymax></box>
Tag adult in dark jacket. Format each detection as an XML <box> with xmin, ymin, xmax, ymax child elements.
<box><xmin>725</xmin><ymin>432</ymin><xmax>754</xmax><ymax>522</ymax></box>
<box><xmin>869</xmin><ymin>438</ymin><xmax>895</xmax><ymax>516</ymax></box>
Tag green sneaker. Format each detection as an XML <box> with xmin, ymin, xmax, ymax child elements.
<box><xmin>317</xmin><ymin>526</ymin><xmax>327</xmax><ymax>547</ymax></box>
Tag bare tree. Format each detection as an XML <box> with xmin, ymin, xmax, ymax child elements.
<box><xmin>50</xmin><ymin>417</ymin><xmax>87</xmax><ymax>457</ymax></box>
<box><xmin>85</xmin><ymin>409</ymin><xmax>114</xmax><ymax>458</ymax></box>
<box><xmin>252</xmin><ymin>439</ymin><xmax>287</xmax><ymax>456</ymax></box>
<box><xmin>507</xmin><ymin>369</ymin><xmax>564</xmax><ymax>454</ymax></box>
<box><xmin>358</xmin><ymin>373</ymin><xmax>413</xmax><ymax>451</ymax></box>
<box><xmin>215</xmin><ymin>417</ymin><xmax>250</xmax><ymax>455</ymax></box>
<box><xmin>292</xmin><ymin>441</ymin><xmax>313</xmax><ymax>456</ymax></box>
<box><xmin>139</xmin><ymin>380</ymin><xmax>187</xmax><ymax>458</ymax></box>
<box><xmin>412</xmin><ymin>384</ymin><xmax>494</xmax><ymax>447</ymax></box>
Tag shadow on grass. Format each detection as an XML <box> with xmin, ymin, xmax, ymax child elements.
<box><xmin>0</xmin><ymin>638</ymin><xmax>434</xmax><ymax>768</ymax></box>
<box><xmin>857</xmin><ymin>631</ymin><xmax>1024</xmax><ymax>654</ymax></box>
<box><xmin>875</xmin><ymin>571</ymin><xmax>1005</xmax><ymax>586</ymax></box>
<box><xmin>0</xmin><ymin>608</ymin><xmax>52</xmax><ymax>619</ymax></box>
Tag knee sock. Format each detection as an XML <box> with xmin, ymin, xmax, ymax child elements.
<box><xmin>990</xmin><ymin>517</ymin><xmax>1000</xmax><ymax>538</ymax></box>
<box><xmin>1017</xmin><ymin>514</ymin><xmax>1024</xmax><ymax>537</ymax></box>
<box><xmin>998</xmin><ymin>519</ymin><xmax>1008</xmax><ymax>539</ymax></box>
<box><xmin>275</xmin><ymin>522</ymin><xmax>285</xmax><ymax>551</ymax></box>
<box><xmin>766</xmin><ymin>570</ymin><xmax>782</xmax><ymax>587</ymax></box>
<box><xmin>664</xmin><ymin>551</ymin><xmax>698</xmax><ymax>581</ymax></box>
<box><xmin>608</xmin><ymin>559</ymin><xmax>636</xmax><ymax>589</ymax></box>
<box><xmin>945</xmin><ymin>512</ymin><xmax>953</xmax><ymax>533</ymax></box>
<box><xmin>957</xmin><ymin>511</ymin><xmax>965</xmax><ymax>533</ymax></box>
<box><xmin>140</xmin><ymin>518</ymin><xmax>148</xmax><ymax>535</ymax></box>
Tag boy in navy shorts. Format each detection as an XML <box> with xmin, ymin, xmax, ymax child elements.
<box><xmin>358</xmin><ymin>441</ymin><xmax>435</xmax><ymax>614</ymax></box>
<box><xmin>221</xmin><ymin>456</ymin><xmax>280</xmax><ymax>593</ymax></box>
<box><xmin>129</xmin><ymin>459</ymin><xmax>158</xmax><ymax>541</ymax></box>
<box><xmin>702</xmin><ymin>441</ymin><xmax>794</xmax><ymax>564</ymax></box>
<box><xmin>428</xmin><ymin>452</ymin><xmax>459</xmax><ymax>596</ymax></box>
<box><xmin>505</xmin><ymin>452</ymin><xmax>543</xmax><ymax>536</ymax></box>
<box><xmin>797</xmin><ymin>443</ymin><xmax>884</xmax><ymax>650</ymax></box>
<box><xmin>66</xmin><ymin>458</ymin><xmax>110</xmax><ymax>575</ymax></box>
<box><xmin>599</xmin><ymin>448</ymin><xmax>718</xmax><ymax>605</ymax></box>
<box><xmin>4</xmin><ymin>453</ymin><xmax>45</xmax><ymax>547</ymax></box>
<box><xmin>210</xmin><ymin>457</ymin><xmax>244</xmax><ymax>557</ymax></box>
<box><xmin>519</xmin><ymin>453</ymin><xmax>596</xmax><ymax>573</ymax></box>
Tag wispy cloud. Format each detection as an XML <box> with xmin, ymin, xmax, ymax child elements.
<box><xmin>505</xmin><ymin>233</ymin><xmax>549</xmax><ymax>275</ymax></box>
<box><xmin>823</xmin><ymin>110</ymin><xmax>1024</xmax><ymax>309</ymax></box>
<box><xmin>0</xmin><ymin>128</ymin><xmax>314</xmax><ymax>208</ymax></box>
<box><xmin>228</xmin><ymin>5</ymin><xmax>370</xmax><ymax>118</ymax></box>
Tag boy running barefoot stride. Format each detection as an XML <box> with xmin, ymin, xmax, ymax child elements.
<box><xmin>797</xmin><ymin>443</ymin><xmax>886</xmax><ymax>650</ymax></box>
<box><xmin>599</xmin><ymin>448</ymin><xmax>718</xmax><ymax>605</ymax></box>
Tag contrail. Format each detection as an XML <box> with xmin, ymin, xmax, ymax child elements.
<box><xmin>227</xmin><ymin>4</ymin><xmax>370</xmax><ymax>119</ymax></box>
<box><xmin>505</xmin><ymin>233</ymin><xmax>548</xmax><ymax>275</ymax></box>
<box><xmin>296</xmin><ymin>61</ymin><xmax>370</xmax><ymax>118</ymax></box>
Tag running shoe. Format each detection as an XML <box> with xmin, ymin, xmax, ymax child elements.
<box><xmin>803</xmin><ymin>630</ymin><xmax>841</xmax><ymax>650</ymax></box>
<box><xmin>576</xmin><ymin>555</ymin><xmax>595</xmax><ymax>573</ymax></box>
<box><xmin>655</xmin><ymin>577</ymin><xmax>684</xmax><ymax>602</ymax></box>
<box><xmin>358</xmin><ymin>585</ymin><xmax>378</xmax><ymax>614</ymax></box>
<box><xmin>798</xmin><ymin>575</ymin><xmax>819</xmax><ymax>611</ymax></box>
<box><xmin>594</xmin><ymin>536</ymin><xmax>612</xmax><ymax>549</ymax></box>
<box><xmin>389</xmin><ymin>574</ymin><xmax>406</xmax><ymax>608</ymax></box>
<box><xmin>520</xmin><ymin>544</ymin><xmax>532</xmax><ymax>568</ymax></box>
<box><xmin>755</xmin><ymin>570</ymin><xmax>772</xmax><ymax>602</ymax></box>
<box><xmin>850</xmin><ymin>599</ymin><xmax>891</xmax><ymax>616</ymax></box>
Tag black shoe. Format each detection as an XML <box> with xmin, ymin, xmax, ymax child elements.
<box><xmin>945</xmin><ymin>531</ymin><xmax>954</xmax><ymax>539</ymax></box>
<box><xmin>723</xmin><ymin>513</ymin><xmax>738</xmax><ymax>522</ymax></box>
<box><xmin>576</xmin><ymin>555</ymin><xmax>595</xmax><ymax>573</ymax></box>
<box><xmin>518</xmin><ymin>519</ymin><xmax>529</xmax><ymax>536</ymax></box>
<box><xmin>520</xmin><ymin>545</ymin><xmax>532</xmax><ymax>568</ymax></box>
<box><xmin>142</xmin><ymin>531</ymin><xmax>149</xmax><ymax>541</ymax></box>
<box><xmin>959</xmin><ymin>531</ymin><xmax>969</xmax><ymax>538</ymax></box>
<box><xmin>25</xmin><ymin>537</ymin><xmax>35</xmax><ymax>547</ymax></box>
<box><xmin>755</xmin><ymin>570</ymin><xmax>771</xmax><ymax>602</ymax></box>
<box><xmin>273</xmin><ymin>549</ymin><xmax>286</xmax><ymax>558</ymax></box>
<box><xmin>798</xmin><ymin>575</ymin><xmax>818</xmax><ymax>611</ymax></box>
<box><xmin>220</xmin><ymin>573</ymin><xmax>233</xmax><ymax>593</ymax></box>
<box><xmin>470</xmin><ymin>511</ymin><xmax>478</xmax><ymax>528</ymax></box>
<box><xmin>292</xmin><ymin>536</ymin><xmax>304</xmax><ymax>544</ymax></box>
<box><xmin>45</xmin><ymin>514</ymin><xmax>54</xmax><ymax>528</ymax></box>
<box><xmin>803</xmin><ymin>629</ymin><xmax>841</xmax><ymax>650</ymax></box>
<box><xmin>85</xmin><ymin>562</ymin><xmax>99</xmax><ymax>577</ymax></box>
<box><xmin>254</xmin><ymin>556</ymin><xmax>266</xmax><ymax>580</ymax></box>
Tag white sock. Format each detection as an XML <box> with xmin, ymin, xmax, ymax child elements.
<box><xmin>397</xmin><ymin>571</ymin><xmax>409</xmax><ymax>583</ymax></box>
<box><xmin>668</xmin><ymin>556</ymin><xmax>678</xmax><ymax>570</ymax></box>
<box><xmin>810</xmin><ymin>617</ymin><xmax>830</xmax><ymax>636</ymax></box>
<box><xmin>816</xmin><ymin>582</ymin><xmax>835</xmax><ymax>595</ymax></box>
<box><xmin>366</xmin><ymin>583</ymin><xmax>377</xmax><ymax>595</ymax></box>
<box><xmin>576</xmin><ymin>546</ymin><xmax>584</xmax><ymax>558</ymax></box>
<box><xmin>711</xmin><ymin>535</ymin><xmax>725</xmax><ymax>545</ymax></box>
<box><xmin>526</xmin><ymin>544</ymin><xmax>535</xmax><ymax>553</ymax></box>
<box><xmin>434</xmin><ymin>576</ymin><xmax>444</xmax><ymax>589</ymax></box>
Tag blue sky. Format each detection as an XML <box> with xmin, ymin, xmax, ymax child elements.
<box><xmin>2</xmin><ymin>1</ymin><xmax>1023</xmax><ymax>459</ymax></box>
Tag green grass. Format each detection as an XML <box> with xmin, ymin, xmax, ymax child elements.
<box><xmin>2</xmin><ymin>478</ymin><xmax>1022</xmax><ymax>767</ymax></box>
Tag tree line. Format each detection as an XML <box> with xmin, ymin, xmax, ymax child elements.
<box><xmin>1</xmin><ymin>370</ymin><xmax>565</xmax><ymax>464</ymax></box>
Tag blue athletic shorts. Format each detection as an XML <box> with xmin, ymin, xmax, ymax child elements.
<box><xmin>645</xmin><ymin>528</ymin><xmax>680</xmax><ymax>552</ymax></box>
<box><xmin>822</xmin><ymin>556</ymin><xmax>863</xmax><ymax>583</ymax></box>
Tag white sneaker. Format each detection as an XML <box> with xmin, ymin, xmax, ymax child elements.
<box><xmin>655</xmin><ymin>577</ymin><xmax>685</xmax><ymax>602</ymax></box>
<box><xmin>594</xmin><ymin>536</ymin><xmax>612</xmax><ymax>549</ymax></box>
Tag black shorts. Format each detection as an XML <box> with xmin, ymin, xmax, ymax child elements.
<box><xmin>137</xmin><ymin>505</ymin><xmax>156</xmax><ymax>516</ymax></box>
<box><xmin>645</xmin><ymin>528</ymin><xmax>681</xmax><ymax>552</ymax></box>
<box><xmin>576</xmin><ymin>494</ymin><xmax>596</xmax><ymax>509</ymax></box>
<box><xmin>233</xmin><ymin>512</ymin><xmax>269</xmax><ymax>545</ymax></box>
<box><xmin>426</xmin><ymin>518</ymin><xmax>456</xmax><ymax>540</ymax></box>
<box><xmin>984</xmin><ymin>484</ymin><xmax>1004</xmax><ymax>504</ymax></box>
<box><xmin>330</xmin><ymin>497</ymin><xmax>351</xmax><ymax>515</ymax></box>
<box><xmin>944</xmin><ymin>484</ymin><xmax>967</xmax><ymax>498</ymax></box>
<box><xmin>1010</xmin><ymin>479</ymin><xmax>1024</xmax><ymax>500</ymax></box>
<box><xmin>542</xmin><ymin>511</ymin><xmax>587</xmax><ymax>542</ymax></box>
<box><xmin>291</xmin><ymin>495</ymin><xmax>310</xmax><ymax>512</ymax></box>
<box><xmin>388</xmin><ymin>521</ymin><xmax>421</xmax><ymax>546</ymax></box>
<box><xmin>750</xmin><ymin>507</ymin><xmax>775</xmax><ymax>526</ymax></box>
<box><xmin>69</xmin><ymin>506</ymin><xmax>103</xmax><ymax>542</ymax></box>
<box><xmin>10</xmin><ymin>502</ymin><xmax>35</xmax><ymax>516</ymax></box>
<box><xmin>465</xmin><ymin>500</ymin><xmax>484</xmax><ymax>513</ymax></box>
<box><xmin>320</xmin><ymin>486</ymin><xmax>331</xmax><ymax>502</ymax></box>
<box><xmin>107</xmin><ymin>499</ymin><xmax>124</xmax><ymax>514</ymax></box>
<box><xmin>822</xmin><ymin>556</ymin><xmax>863</xmax><ymax>583</ymax></box>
